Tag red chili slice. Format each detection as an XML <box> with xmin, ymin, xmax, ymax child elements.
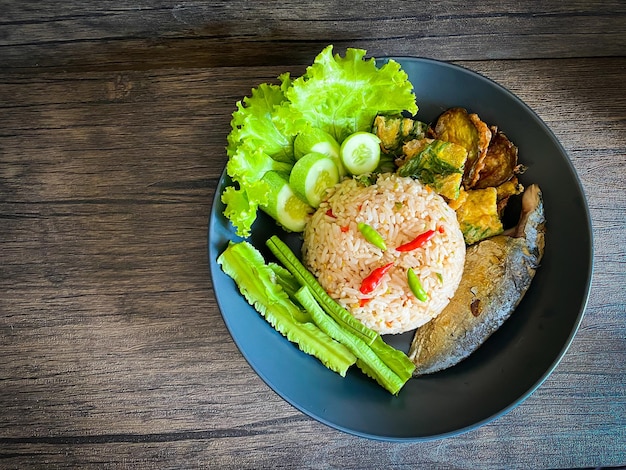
<box><xmin>359</xmin><ymin>262</ymin><xmax>394</xmax><ymax>295</ymax></box>
<box><xmin>395</xmin><ymin>229</ymin><xmax>436</xmax><ymax>252</ymax></box>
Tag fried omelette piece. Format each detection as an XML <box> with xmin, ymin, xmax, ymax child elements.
<box><xmin>372</xmin><ymin>114</ymin><xmax>428</xmax><ymax>156</ymax></box>
<box><xmin>409</xmin><ymin>184</ymin><xmax>546</xmax><ymax>375</ymax></box>
<box><xmin>396</xmin><ymin>138</ymin><xmax>467</xmax><ymax>200</ymax></box>
<box><xmin>454</xmin><ymin>186</ymin><xmax>504</xmax><ymax>245</ymax></box>
<box><xmin>451</xmin><ymin>177</ymin><xmax>524</xmax><ymax>244</ymax></box>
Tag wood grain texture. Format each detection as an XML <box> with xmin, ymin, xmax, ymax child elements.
<box><xmin>1</xmin><ymin>1</ymin><xmax>625</xmax><ymax>71</ymax></box>
<box><xmin>0</xmin><ymin>1</ymin><xmax>625</xmax><ymax>468</ymax></box>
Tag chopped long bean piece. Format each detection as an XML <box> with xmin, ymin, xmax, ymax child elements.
<box><xmin>266</xmin><ymin>235</ymin><xmax>377</xmax><ymax>345</ymax></box>
<box><xmin>295</xmin><ymin>286</ymin><xmax>405</xmax><ymax>394</ymax></box>
<box><xmin>266</xmin><ymin>235</ymin><xmax>415</xmax><ymax>382</ymax></box>
<box><xmin>369</xmin><ymin>336</ymin><xmax>415</xmax><ymax>383</ymax></box>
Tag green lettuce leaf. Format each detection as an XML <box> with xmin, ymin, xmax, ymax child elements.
<box><xmin>221</xmin><ymin>181</ymin><xmax>267</xmax><ymax>238</ymax></box>
<box><xmin>224</xmin><ymin>82</ymin><xmax>301</xmax><ymax>237</ymax></box>
<box><xmin>227</xmin><ymin>82</ymin><xmax>296</xmax><ymax>163</ymax></box>
<box><xmin>226</xmin><ymin>142</ymin><xmax>293</xmax><ymax>185</ymax></box>
<box><xmin>222</xmin><ymin>45</ymin><xmax>418</xmax><ymax>237</ymax></box>
<box><xmin>285</xmin><ymin>45</ymin><xmax>418</xmax><ymax>142</ymax></box>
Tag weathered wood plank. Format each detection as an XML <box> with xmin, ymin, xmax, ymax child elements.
<box><xmin>1</xmin><ymin>1</ymin><xmax>625</xmax><ymax>71</ymax></box>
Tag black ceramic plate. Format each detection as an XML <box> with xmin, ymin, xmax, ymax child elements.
<box><xmin>208</xmin><ymin>57</ymin><xmax>592</xmax><ymax>441</ymax></box>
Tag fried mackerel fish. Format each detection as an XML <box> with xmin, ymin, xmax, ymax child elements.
<box><xmin>408</xmin><ymin>184</ymin><xmax>546</xmax><ymax>375</ymax></box>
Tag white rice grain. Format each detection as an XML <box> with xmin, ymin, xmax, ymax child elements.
<box><xmin>302</xmin><ymin>174</ymin><xmax>466</xmax><ymax>335</ymax></box>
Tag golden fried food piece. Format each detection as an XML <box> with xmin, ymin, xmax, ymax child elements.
<box><xmin>396</xmin><ymin>138</ymin><xmax>467</xmax><ymax>200</ymax></box>
<box><xmin>467</xmin><ymin>113</ymin><xmax>493</xmax><ymax>187</ymax></box>
<box><xmin>432</xmin><ymin>108</ymin><xmax>491</xmax><ymax>189</ymax></box>
<box><xmin>454</xmin><ymin>186</ymin><xmax>504</xmax><ymax>245</ymax></box>
<box><xmin>474</xmin><ymin>128</ymin><xmax>521</xmax><ymax>189</ymax></box>
<box><xmin>372</xmin><ymin>114</ymin><xmax>427</xmax><ymax>156</ymax></box>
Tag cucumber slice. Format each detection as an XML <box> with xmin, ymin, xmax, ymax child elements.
<box><xmin>340</xmin><ymin>131</ymin><xmax>381</xmax><ymax>175</ymax></box>
<box><xmin>261</xmin><ymin>171</ymin><xmax>313</xmax><ymax>232</ymax></box>
<box><xmin>289</xmin><ymin>152</ymin><xmax>340</xmax><ymax>208</ymax></box>
<box><xmin>294</xmin><ymin>128</ymin><xmax>346</xmax><ymax>177</ymax></box>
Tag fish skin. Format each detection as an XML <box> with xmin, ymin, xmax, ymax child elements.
<box><xmin>409</xmin><ymin>184</ymin><xmax>546</xmax><ymax>375</ymax></box>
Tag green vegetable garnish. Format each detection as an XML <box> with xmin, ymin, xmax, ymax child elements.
<box><xmin>286</xmin><ymin>47</ymin><xmax>418</xmax><ymax>143</ymax></box>
<box><xmin>260</xmin><ymin>171</ymin><xmax>313</xmax><ymax>233</ymax></box>
<box><xmin>293</xmin><ymin>127</ymin><xmax>345</xmax><ymax>176</ymax></box>
<box><xmin>407</xmin><ymin>268</ymin><xmax>428</xmax><ymax>302</ymax></box>
<box><xmin>266</xmin><ymin>235</ymin><xmax>415</xmax><ymax>386</ymax></box>
<box><xmin>295</xmin><ymin>286</ymin><xmax>405</xmax><ymax>395</ymax></box>
<box><xmin>340</xmin><ymin>131</ymin><xmax>382</xmax><ymax>175</ymax></box>
<box><xmin>267</xmin><ymin>235</ymin><xmax>378</xmax><ymax>344</ymax></box>
<box><xmin>218</xmin><ymin>241</ymin><xmax>356</xmax><ymax>376</ymax></box>
<box><xmin>266</xmin><ymin>235</ymin><xmax>377</xmax><ymax>345</ymax></box>
<box><xmin>357</xmin><ymin>222</ymin><xmax>387</xmax><ymax>251</ymax></box>
<box><xmin>289</xmin><ymin>152</ymin><xmax>340</xmax><ymax>208</ymax></box>
<box><xmin>219</xmin><ymin>238</ymin><xmax>415</xmax><ymax>393</ymax></box>
<box><xmin>268</xmin><ymin>262</ymin><xmax>311</xmax><ymax>320</ymax></box>
<box><xmin>369</xmin><ymin>336</ymin><xmax>415</xmax><ymax>384</ymax></box>
<box><xmin>222</xmin><ymin>45</ymin><xmax>418</xmax><ymax>237</ymax></box>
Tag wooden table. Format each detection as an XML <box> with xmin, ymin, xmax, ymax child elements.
<box><xmin>1</xmin><ymin>2</ymin><xmax>625</xmax><ymax>468</ymax></box>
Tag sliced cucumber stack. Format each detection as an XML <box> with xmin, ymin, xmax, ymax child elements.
<box><xmin>340</xmin><ymin>131</ymin><xmax>381</xmax><ymax>175</ymax></box>
<box><xmin>294</xmin><ymin>127</ymin><xmax>346</xmax><ymax>177</ymax></box>
<box><xmin>260</xmin><ymin>171</ymin><xmax>313</xmax><ymax>232</ymax></box>
<box><xmin>289</xmin><ymin>152</ymin><xmax>340</xmax><ymax>208</ymax></box>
